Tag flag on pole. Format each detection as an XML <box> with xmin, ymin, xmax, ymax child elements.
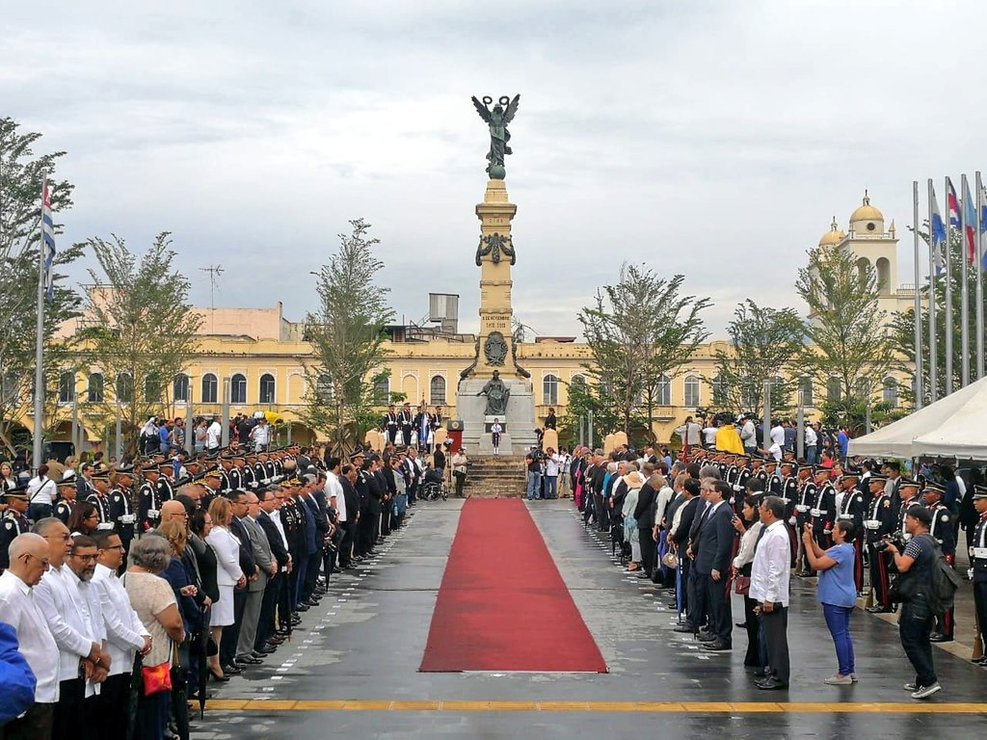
<box><xmin>981</xmin><ymin>186</ymin><xmax>987</xmax><ymax>271</ymax></box>
<box><xmin>946</xmin><ymin>177</ymin><xmax>962</xmax><ymax>229</ymax></box>
<box><xmin>962</xmin><ymin>177</ymin><xmax>977</xmax><ymax>265</ymax></box>
<box><xmin>41</xmin><ymin>181</ymin><xmax>56</xmax><ymax>302</ymax></box>
<box><xmin>930</xmin><ymin>184</ymin><xmax>946</xmax><ymax>275</ymax></box>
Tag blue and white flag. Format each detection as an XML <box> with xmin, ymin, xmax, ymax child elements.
<box><xmin>41</xmin><ymin>181</ymin><xmax>56</xmax><ymax>301</ymax></box>
<box><xmin>929</xmin><ymin>184</ymin><xmax>946</xmax><ymax>275</ymax></box>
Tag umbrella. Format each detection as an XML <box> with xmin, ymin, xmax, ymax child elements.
<box><xmin>170</xmin><ymin>645</ymin><xmax>190</xmax><ymax>740</ymax></box>
<box><xmin>194</xmin><ymin>628</ymin><xmax>210</xmax><ymax>719</ymax></box>
<box><xmin>127</xmin><ymin>654</ymin><xmax>143</xmax><ymax>740</ymax></box>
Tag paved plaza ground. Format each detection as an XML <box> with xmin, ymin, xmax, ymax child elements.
<box><xmin>190</xmin><ymin>500</ymin><xmax>987</xmax><ymax>739</ymax></box>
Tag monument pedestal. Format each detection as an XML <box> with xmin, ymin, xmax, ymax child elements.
<box><xmin>457</xmin><ymin>379</ymin><xmax>537</xmax><ymax>456</ymax></box>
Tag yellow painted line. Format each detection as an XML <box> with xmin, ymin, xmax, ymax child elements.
<box><xmin>204</xmin><ymin>699</ymin><xmax>987</xmax><ymax>714</ymax></box>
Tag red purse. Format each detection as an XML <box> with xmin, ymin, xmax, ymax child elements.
<box><xmin>142</xmin><ymin>661</ymin><xmax>172</xmax><ymax>696</ymax></box>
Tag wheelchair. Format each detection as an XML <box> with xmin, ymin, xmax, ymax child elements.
<box><xmin>420</xmin><ymin>480</ymin><xmax>447</xmax><ymax>502</ymax></box>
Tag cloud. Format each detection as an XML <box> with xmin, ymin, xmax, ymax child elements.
<box><xmin>2</xmin><ymin>0</ymin><xmax>984</xmax><ymax>340</ymax></box>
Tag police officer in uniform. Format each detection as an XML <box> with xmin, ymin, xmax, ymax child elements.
<box><xmin>87</xmin><ymin>470</ymin><xmax>114</xmax><ymax>531</ymax></box>
<box><xmin>794</xmin><ymin>464</ymin><xmax>817</xmax><ymax>575</ymax></box>
<box><xmin>836</xmin><ymin>471</ymin><xmax>866</xmax><ymax>594</ymax></box>
<box><xmin>969</xmin><ymin>485</ymin><xmax>987</xmax><ymax>666</ymax></box>
<box><xmin>811</xmin><ymin>467</ymin><xmax>838</xmax><ymax>552</ymax></box>
<box><xmin>138</xmin><ymin>463</ymin><xmax>163</xmax><ymax>532</ymax></box>
<box><xmin>0</xmin><ymin>486</ymin><xmax>31</xmax><ymax>571</ymax></box>
<box><xmin>863</xmin><ymin>474</ymin><xmax>895</xmax><ymax>612</ymax></box>
<box><xmin>923</xmin><ymin>481</ymin><xmax>956</xmax><ymax>642</ymax></box>
<box><xmin>53</xmin><ymin>477</ymin><xmax>77</xmax><ymax>525</ymax></box>
<box><xmin>108</xmin><ymin>466</ymin><xmax>138</xmax><ymax>553</ymax></box>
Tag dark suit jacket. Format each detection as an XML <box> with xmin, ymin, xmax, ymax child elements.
<box><xmin>634</xmin><ymin>483</ymin><xmax>658</xmax><ymax>529</ymax></box>
<box><xmin>672</xmin><ymin>496</ymin><xmax>700</xmax><ymax>545</ymax></box>
<box><xmin>256</xmin><ymin>510</ymin><xmax>290</xmax><ymax>568</ymax></box>
<box><xmin>694</xmin><ymin>502</ymin><xmax>735</xmax><ymax>575</ymax></box>
<box><xmin>189</xmin><ymin>533</ymin><xmax>220</xmax><ymax>603</ymax></box>
<box><xmin>341</xmin><ymin>478</ymin><xmax>359</xmax><ymax>523</ymax></box>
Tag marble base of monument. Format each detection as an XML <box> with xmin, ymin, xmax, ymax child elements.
<box><xmin>457</xmin><ymin>378</ymin><xmax>538</xmax><ymax>455</ymax></box>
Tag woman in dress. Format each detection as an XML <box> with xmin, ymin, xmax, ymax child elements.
<box><xmin>732</xmin><ymin>491</ymin><xmax>764</xmax><ymax>670</ymax></box>
<box><xmin>622</xmin><ymin>470</ymin><xmax>645</xmax><ymax>572</ymax></box>
<box><xmin>205</xmin><ymin>496</ymin><xmax>244</xmax><ymax>680</ymax></box>
<box><xmin>125</xmin><ymin>535</ymin><xmax>186</xmax><ymax>740</ymax></box>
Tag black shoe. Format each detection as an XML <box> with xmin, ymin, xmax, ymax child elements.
<box><xmin>260</xmin><ymin>643</ymin><xmax>278</xmax><ymax>653</ymax></box>
<box><xmin>971</xmin><ymin>656</ymin><xmax>987</xmax><ymax>666</ymax></box>
<box><xmin>735</xmin><ymin>622</ymin><xmax>747</xmax><ymax>629</ymax></box>
<box><xmin>672</xmin><ymin>625</ymin><xmax>694</xmax><ymax>633</ymax></box>
<box><xmin>696</xmin><ymin>631</ymin><xmax>716</xmax><ymax>642</ymax></box>
<box><xmin>305</xmin><ymin>598</ymin><xmax>320</xmax><ymax>607</ymax></box>
<box><xmin>752</xmin><ymin>668</ymin><xmax>767</xmax><ymax>678</ymax></box>
<box><xmin>296</xmin><ymin>603</ymin><xmax>309</xmax><ymax>612</ymax></box>
<box><xmin>929</xmin><ymin>633</ymin><xmax>952</xmax><ymax>643</ymax></box>
<box><xmin>237</xmin><ymin>655</ymin><xmax>262</xmax><ymax>665</ymax></box>
<box><xmin>221</xmin><ymin>664</ymin><xmax>242</xmax><ymax>675</ymax></box>
<box><xmin>755</xmin><ymin>677</ymin><xmax>788</xmax><ymax>690</ymax></box>
<box><xmin>703</xmin><ymin>640</ymin><xmax>732</xmax><ymax>651</ymax></box>
<box><xmin>865</xmin><ymin>605</ymin><xmax>892</xmax><ymax>614</ymax></box>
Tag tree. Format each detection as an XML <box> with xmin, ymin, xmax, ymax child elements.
<box><xmin>892</xmin><ymin>227</ymin><xmax>987</xmax><ymax>405</ymax></box>
<box><xmin>577</xmin><ymin>264</ymin><xmax>710</xmax><ymax>438</ymax></box>
<box><xmin>709</xmin><ymin>300</ymin><xmax>805</xmax><ymax>417</ymax></box>
<box><xmin>0</xmin><ymin>117</ymin><xmax>83</xmax><ymax>458</ymax></box>
<box><xmin>303</xmin><ymin>219</ymin><xmax>394</xmax><ymax>456</ymax></box>
<box><xmin>795</xmin><ymin>245</ymin><xmax>898</xmax><ymax>431</ymax></box>
<box><xmin>79</xmin><ymin>233</ymin><xmax>201</xmax><ymax>456</ymax></box>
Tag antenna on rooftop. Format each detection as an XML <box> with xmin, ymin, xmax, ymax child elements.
<box><xmin>199</xmin><ymin>265</ymin><xmax>224</xmax><ymax>311</ymax></box>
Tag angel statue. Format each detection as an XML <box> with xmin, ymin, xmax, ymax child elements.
<box><xmin>471</xmin><ymin>94</ymin><xmax>520</xmax><ymax>179</ymax></box>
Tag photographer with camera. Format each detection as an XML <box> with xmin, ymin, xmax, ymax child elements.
<box><xmin>883</xmin><ymin>505</ymin><xmax>942</xmax><ymax>699</ymax></box>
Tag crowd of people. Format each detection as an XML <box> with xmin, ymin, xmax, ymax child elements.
<box><xmin>568</xmin><ymin>418</ymin><xmax>987</xmax><ymax>700</ymax></box>
<box><xmin>0</xmin><ymin>433</ymin><xmax>443</xmax><ymax>740</ymax></box>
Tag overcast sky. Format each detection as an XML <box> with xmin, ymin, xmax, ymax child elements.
<box><xmin>3</xmin><ymin>0</ymin><xmax>985</xmax><ymax>338</ymax></box>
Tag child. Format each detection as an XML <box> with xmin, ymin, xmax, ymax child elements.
<box><xmin>491</xmin><ymin>418</ymin><xmax>503</xmax><ymax>455</ymax></box>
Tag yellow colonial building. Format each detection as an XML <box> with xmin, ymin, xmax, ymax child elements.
<box><xmin>15</xmin><ymin>191</ymin><xmax>915</xmax><ymax>456</ymax></box>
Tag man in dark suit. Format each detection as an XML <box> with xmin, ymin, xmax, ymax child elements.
<box><xmin>339</xmin><ymin>465</ymin><xmax>360</xmax><ymax>568</ymax></box>
<box><xmin>695</xmin><ymin>480</ymin><xmax>736</xmax><ymax>651</ymax></box>
<box><xmin>255</xmin><ymin>487</ymin><xmax>290</xmax><ymax>652</ymax></box>
<box><xmin>669</xmin><ymin>477</ymin><xmax>702</xmax><ymax>624</ymax></box>
<box><xmin>634</xmin><ymin>465</ymin><xmax>659</xmax><ymax>580</ymax></box>
<box><xmin>678</xmin><ymin>479</ymin><xmax>710</xmax><ymax>634</ymax></box>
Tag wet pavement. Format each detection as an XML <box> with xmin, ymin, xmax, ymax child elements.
<box><xmin>189</xmin><ymin>500</ymin><xmax>987</xmax><ymax>739</ymax></box>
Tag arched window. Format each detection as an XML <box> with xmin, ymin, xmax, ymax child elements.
<box><xmin>58</xmin><ymin>371</ymin><xmax>75</xmax><ymax>404</ymax></box>
<box><xmin>712</xmin><ymin>375</ymin><xmax>728</xmax><ymax>406</ymax></box>
<box><xmin>230</xmin><ymin>374</ymin><xmax>247</xmax><ymax>404</ymax></box>
<box><xmin>882</xmin><ymin>377</ymin><xmax>898</xmax><ymax>407</ymax></box>
<box><xmin>684</xmin><ymin>375</ymin><xmax>700</xmax><ymax>408</ymax></box>
<box><xmin>144</xmin><ymin>373</ymin><xmax>161</xmax><ymax>402</ymax></box>
<box><xmin>826</xmin><ymin>377</ymin><xmax>841</xmax><ymax>402</ymax></box>
<box><xmin>543</xmin><ymin>374</ymin><xmax>559</xmax><ymax>406</ymax></box>
<box><xmin>372</xmin><ymin>376</ymin><xmax>390</xmax><ymax>405</ymax></box>
<box><xmin>87</xmin><ymin>372</ymin><xmax>104</xmax><ymax>403</ymax></box>
<box><xmin>656</xmin><ymin>374</ymin><xmax>671</xmax><ymax>406</ymax></box>
<box><xmin>799</xmin><ymin>378</ymin><xmax>813</xmax><ymax>407</ymax></box>
<box><xmin>201</xmin><ymin>373</ymin><xmax>218</xmax><ymax>404</ymax></box>
<box><xmin>856</xmin><ymin>257</ymin><xmax>870</xmax><ymax>286</ymax></box>
<box><xmin>173</xmin><ymin>374</ymin><xmax>189</xmax><ymax>403</ymax></box>
<box><xmin>876</xmin><ymin>257</ymin><xmax>891</xmax><ymax>295</ymax></box>
<box><xmin>429</xmin><ymin>375</ymin><xmax>446</xmax><ymax>405</ymax></box>
<box><xmin>259</xmin><ymin>373</ymin><xmax>276</xmax><ymax>404</ymax></box>
<box><xmin>116</xmin><ymin>373</ymin><xmax>133</xmax><ymax>403</ymax></box>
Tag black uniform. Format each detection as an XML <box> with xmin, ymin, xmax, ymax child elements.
<box><xmin>927</xmin><ymin>501</ymin><xmax>957</xmax><ymax>641</ymax></box>
<box><xmin>138</xmin><ymin>481</ymin><xmax>162</xmax><ymax>532</ymax></box>
<box><xmin>0</xmin><ymin>510</ymin><xmax>30</xmax><ymax>571</ymax></box>
<box><xmin>109</xmin><ymin>485</ymin><xmax>138</xmax><ymax>553</ymax></box>
<box><xmin>970</xmin><ymin>513</ymin><xmax>987</xmax><ymax>661</ymax></box>
<box><xmin>836</xmin><ymin>486</ymin><xmax>866</xmax><ymax>593</ymax></box>
<box><xmin>864</xmin><ymin>490</ymin><xmax>895</xmax><ymax>611</ymax></box>
<box><xmin>812</xmin><ymin>481</ymin><xmax>838</xmax><ymax>549</ymax></box>
<box><xmin>53</xmin><ymin>497</ymin><xmax>74</xmax><ymax>525</ymax></box>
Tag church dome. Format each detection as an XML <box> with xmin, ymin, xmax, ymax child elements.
<box><xmin>850</xmin><ymin>191</ymin><xmax>884</xmax><ymax>224</ymax></box>
<box><xmin>818</xmin><ymin>217</ymin><xmax>846</xmax><ymax>247</ymax></box>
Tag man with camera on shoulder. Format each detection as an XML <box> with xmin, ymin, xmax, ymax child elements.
<box><xmin>882</xmin><ymin>505</ymin><xmax>941</xmax><ymax>700</ymax></box>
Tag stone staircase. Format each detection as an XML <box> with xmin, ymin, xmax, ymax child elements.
<box><xmin>461</xmin><ymin>455</ymin><xmax>527</xmax><ymax>498</ymax></box>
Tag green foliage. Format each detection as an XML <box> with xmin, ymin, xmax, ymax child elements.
<box><xmin>577</xmin><ymin>264</ymin><xmax>710</xmax><ymax>439</ymax></box>
<box><xmin>795</xmin><ymin>245</ymin><xmax>898</xmax><ymax>429</ymax></box>
<box><xmin>0</xmin><ymin>117</ymin><xmax>82</xmax><ymax>457</ymax></box>
<box><xmin>302</xmin><ymin>219</ymin><xmax>395</xmax><ymax>456</ymax></box>
<box><xmin>709</xmin><ymin>300</ymin><xmax>806</xmax><ymax>416</ymax></box>
<box><xmin>80</xmin><ymin>233</ymin><xmax>202</xmax><ymax>456</ymax></box>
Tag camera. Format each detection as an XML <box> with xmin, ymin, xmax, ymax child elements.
<box><xmin>874</xmin><ymin>532</ymin><xmax>906</xmax><ymax>552</ymax></box>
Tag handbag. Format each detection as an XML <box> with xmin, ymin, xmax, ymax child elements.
<box><xmin>734</xmin><ymin>575</ymin><xmax>751</xmax><ymax>596</ymax></box>
<box><xmin>662</xmin><ymin>551</ymin><xmax>679</xmax><ymax>569</ymax></box>
<box><xmin>142</xmin><ymin>661</ymin><xmax>172</xmax><ymax>697</ymax></box>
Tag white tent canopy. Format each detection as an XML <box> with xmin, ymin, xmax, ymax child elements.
<box><xmin>847</xmin><ymin>374</ymin><xmax>987</xmax><ymax>461</ymax></box>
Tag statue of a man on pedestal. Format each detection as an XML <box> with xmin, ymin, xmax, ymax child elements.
<box><xmin>477</xmin><ymin>370</ymin><xmax>510</xmax><ymax>416</ymax></box>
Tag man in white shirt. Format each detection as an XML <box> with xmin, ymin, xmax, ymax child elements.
<box><xmin>749</xmin><ymin>496</ymin><xmax>791</xmax><ymax>690</ymax></box>
<box><xmin>325</xmin><ymin>460</ymin><xmax>346</xmax><ymax>525</ymax></box>
<box><xmin>92</xmin><ymin>532</ymin><xmax>150</xmax><ymax>738</ymax></box>
<box><xmin>32</xmin><ymin>520</ymin><xmax>110</xmax><ymax>737</ymax></box>
<box><xmin>804</xmin><ymin>423</ymin><xmax>819</xmax><ymax>465</ymax></box>
<box><xmin>27</xmin><ymin>464</ymin><xmax>58</xmax><ymax>522</ymax></box>
<box><xmin>0</xmin><ymin>532</ymin><xmax>60</xmax><ymax>738</ymax></box>
<box><xmin>702</xmin><ymin>423</ymin><xmax>719</xmax><ymax>449</ymax></box>
<box><xmin>206</xmin><ymin>416</ymin><xmax>223</xmax><ymax>450</ymax></box>
<box><xmin>739</xmin><ymin>415</ymin><xmax>758</xmax><ymax>455</ymax></box>
<box><xmin>769</xmin><ymin>421</ymin><xmax>786</xmax><ymax>449</ymax></box>
<box><xmin>250</xmin><ymin>417</ymin><xmax>271</xmax><ymax>452</ymax></box>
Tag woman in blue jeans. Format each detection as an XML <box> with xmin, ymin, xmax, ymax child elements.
<box><xmin>802</xmin><ymin>519</ymin><xmax>858</xmax><ymax>685</ymax></box>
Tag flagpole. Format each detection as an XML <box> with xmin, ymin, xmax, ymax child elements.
<box><xmin>928</xmin><ymin>179</ymin><xmax>938</xmax><ymax>402</ymax></box>
<box><xmin>32</xmin><ymin>175</ymin><xmax>47</xmax><ymax>471</ymax></box>
<box><xmin>945</xmin><ymin>176</ymin><xmax>954</xmax><ymax>395</ymax></box>
<box><xmin>976</xmin><ymin>170</ymin><xmax>984</xmax><ymax>380</ymax></box>
<box><xmin>912</xmin><ymin>180</ymin><xmax>923</xmax><ymax>408</ymax></box>
<box><xmin>960</xmin><ymin>174</ymin><xmax>971</xmax><ymax>387</ymax></box>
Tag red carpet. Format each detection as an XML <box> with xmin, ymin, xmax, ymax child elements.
<box><xmin>419</xmin><ymin>499</ymin><xmax>607</xmax><ymax>673</ymax></box>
